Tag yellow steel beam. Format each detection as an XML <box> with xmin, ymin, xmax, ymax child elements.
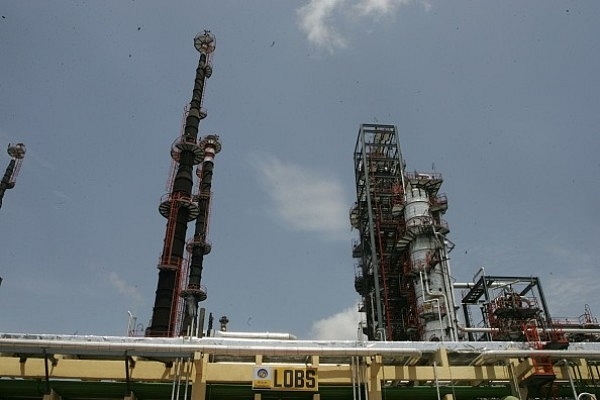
<box><xmin>191</xmin><ymin>354</ymin><xmax>209</xmax><ymax>400</ymax></box>
<box><xmin>0</xmin><ymin>355</ymin><xmax>184</xmax><ymax>382</ymax></box>
<box><xmin>433</xmin><ymin>348</ymin><xmax>449</xmax><ymax>366</ymax></box>
<box><xmin>381</xmin><ymin>364</ymin><xmax>510</xmax><ymax>382</ymax></box>
<box><xmin>1</xmin><ymin>351</ymin><xmax>598</xmax><ymax>395</ymax></box>
<box><xmin>368</xmin><ymin>355</ymin><xmax>383</xmax><ymax>400</ymax></box>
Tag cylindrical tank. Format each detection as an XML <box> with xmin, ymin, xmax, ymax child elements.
<box><xmin>414</xmin><ymin>267</ymin><xmax>449</xmax><ymax>341</ymax></box>
<box><xmin>404</xmin><ymin>187</ymin><xmax>431</xmax><ymax>228</ymax></box>
<box><xmin>406</xmin><ymin>185</ymin><xmax>453</xmax><ymax>341</ymax></box>
<box><xmin>410</xmin><ymin>236</ymin><xmax>431</xmax><ymax>273</ymax></box>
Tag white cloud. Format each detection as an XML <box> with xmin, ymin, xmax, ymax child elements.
<box><xmin>353</xmin><ymin>0</ymin><xmax>411</xmax><ymax>16</ymax></box>
<box><xmin>310</xmin><ymin>304</ymin><xmax>364</xmax><ymax>340</ymax></box>
<box><xmin>297</xmin><ymin>0</ymin><xmax>431</xmax><ymax>52</ymax></box>
<box><xmin>108</xmin><ymin>272</ymin><xmax>143</xmax><ymax>306</ymax></box>
<box><xmin>297</xmin><ymin>0</ymin><xmax>348</xmax><ymax>53</ymax></box>
<box><xmin>252</xmin><ymin>154</ymin><xmax>349</xmax><ymax>241</ymax></box>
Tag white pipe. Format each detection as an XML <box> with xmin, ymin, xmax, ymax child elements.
<box><xmin>420</xmin><ymin>271</ymin><xmax>444</xmax><ymax>341</ymax></box>
<box><xmin>458</xmin><ymin>326</ymin><xmax>600</xmax><ymax>335</ymax></box>
<box><xmin>170</xmin><ymin>357</ymin><xmax>180</xmax><ymax>400</ymax></box>
<box><xmin>458</xmin><ymin>327</ymin><xmax>500</xmax><ymax>333</ymax></box>
<box><xmin>183</xmin><ymin>356</ymin><xmax>192</xmax><ymax>400</ymax></box>
<box><xmin>127</xmin><ymin>311</ymin><xmax>134</xmax><ymax>337</ymax></box>
<box><xmin>176</xmin><ymin>357</ymin><xmax>185</xmax><ymax>400</ymax></box>
<box><xmin>433</xmin><ymin>231</ymin><xmax>459</xmax><ymax>341</ymax></box>
<box><xmin>558</xmin><ymin>359</ymin><xmax>579</xmax><ymax>400</ymax></box>
<box><xmin>433</xmin><ymin>360</ymin><xmax>441</xmax><ymax>400</ymax></box>
<box><xmin>453</xmin><ymin>282</ymin><xmax>518</xmax><ymax>289</ymax></box>
<box><xmin>441</xmin><ymin>259</ymin><xmax>458</xmax><ymax>341</ymax></box>
<box><xmin>421</xmin><ymin>270</ymin><xmax>450</xmax><ymax>341</ymax></box>
<box><xmin>550</xmin><ymin>328</ymin><xmax>600</xmax><ymax>335</ymax></box>
<box><xmin>430</xmin><ymin>298</ymin><xmax>443</xmax><ymax>340</ymax></box>
<box><xmin>473</xmin><ymin>266</ymin><xmax>485</xmax><ymax>282</ymax></box>
<box><xmin>211</xmin><ymin>331</ymin><xmax>298</xmax><ymax>340</ymax></box>
<box><xmin>578</xmin><ymin>393</ymin><xmax>597</xmax><ymax>400</ymax></box>
<box><xmin>471</xmin><ymin>350</ymin><xmax>600</xmax><ymax>366</ymax></box>
<box><xmin>0</xmin><ymin>337</ymin><xmax>422</xmax><ymax>360</ymax></box>
<box><xmin>351</xmin><ymin>356</ymin><xmax>357</xmax><ymax>400</ymax></box>
<box><xmin>362</xmin><ymin>358</ymin><xmax>369</xmax><ymax>400</ymax></box>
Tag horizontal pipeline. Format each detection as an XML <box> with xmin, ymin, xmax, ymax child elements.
<box><xmin>211</xmin><ymin>331</ymin><xmax>298</xmax><ymax>340</ymax></box>
<box><xmin>459</xmin><ymin>326</ymin><xmax>600</xmax><ymax>335</ymax></box>
<box><xmin>0</xmin><ymin>336</ymin><xmax>422</xmax><ymax>360</ymax></box>
<box><xmin>471</xmin><ymin>349</ymin><xmax>600</xmax><ymax>366</ymax></box>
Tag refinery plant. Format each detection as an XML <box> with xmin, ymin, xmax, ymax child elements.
<box><xmin>0</xmin><ymin>31</ymin><xmax>599</xmax><ymax>400</ymax></box>
<box><xmin>349</xmin><ymin>124</ymin><xmax>599</xmax><ymax>347</ymax></box>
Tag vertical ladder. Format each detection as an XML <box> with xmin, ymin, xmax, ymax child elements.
<box><xmin>523</xmin><ymin>322</ymin><xmax>556</xmax><ymax>387</ymax></box>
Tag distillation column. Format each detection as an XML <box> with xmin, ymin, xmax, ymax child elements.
<box><xmin>0</xmin><ymin>143</ymin><xmax>26</xmax><ymax>210</ymax></box>
<box><xmin>180</xmin><ymin>134</ymin><xmax>221</xmax><ymax>335</ymax></box>
<box><xmin>147</xmin><ymin>31</ymin><xmax>216</xmax><ymax>337</ymax></box>
<box><xmin>404</xmin><ymin>184</ymin><xmax>456</xmax><ymax>341</ymax></box>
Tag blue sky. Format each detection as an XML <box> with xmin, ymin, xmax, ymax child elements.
<box><xmin>0</xmin><ymin>1</ymin><xmax>598</xmax><ymax>339</ymax></box>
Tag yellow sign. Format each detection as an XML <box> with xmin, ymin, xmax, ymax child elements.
<box><xmin>252</xmin><ymin>367</ymin><xmax>318</xmax><ymax>391</ymax></box>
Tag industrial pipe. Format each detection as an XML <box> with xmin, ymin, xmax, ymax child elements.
<box><xmin>420</xmin><ymin>271</ymin><xmax>445</xmax><ymax>341</ymax></box>
<box><xmin>471</xmin><ymin>350</ymin><xmax>600</xmax><ymax>366</ymax></box>
<box><xmin>555</xmin><ymin>359</ymin><xmax>579</xmax><ymax>400</ymax></box>
<box><xmin>0</xmin><ymin>336</ymin><xmax>423</xmax><ymax>360</ymax></box>
<box><xmin>211</xmin><ymin>330</ymin><xmax>298</xmax><ymax>340</ymax></box>
<box><xmin>433</xmin><ymin>230</ymin><xmax>459</xmax><ymax>341</ymax></box>
<box><xmin>453</xmin><ymin>282</ymin><xmax>518</xmax><ymax>289</ymax></box>
<box><xmin>458</xmin><ymin>326</ymin><xmax>600</xmax><ymax>335</ymax></box>
<box><xmin>211</xmin><ymin>331</ymin><xmax>298</xmax><ymax>340</ymax></box>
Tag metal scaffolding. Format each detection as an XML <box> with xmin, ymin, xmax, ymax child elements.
<box><xmin>351</xmin><ymin>124</ymin><xmax>457</xmax><ymax>341</ymax></box>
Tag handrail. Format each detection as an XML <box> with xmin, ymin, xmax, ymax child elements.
<box><xmin>405</xmin><ymin>171</ymin><xmax>443</xmax><ymax>181</ymax></box>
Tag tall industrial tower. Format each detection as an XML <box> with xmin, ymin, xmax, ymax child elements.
<box><xmin>147</xmin><ymin>31</ymin><xmax>219</xmax><ymax>337</ymax></box>
<box><xmin>351</xmin><ymin>124</ymin><xmax>458</xmax><ymax>341</ymax></box>
<box><xmin>0</xmin><ymin>143</ymin><xmax>26</xmax><ymax>210</ymax></box>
